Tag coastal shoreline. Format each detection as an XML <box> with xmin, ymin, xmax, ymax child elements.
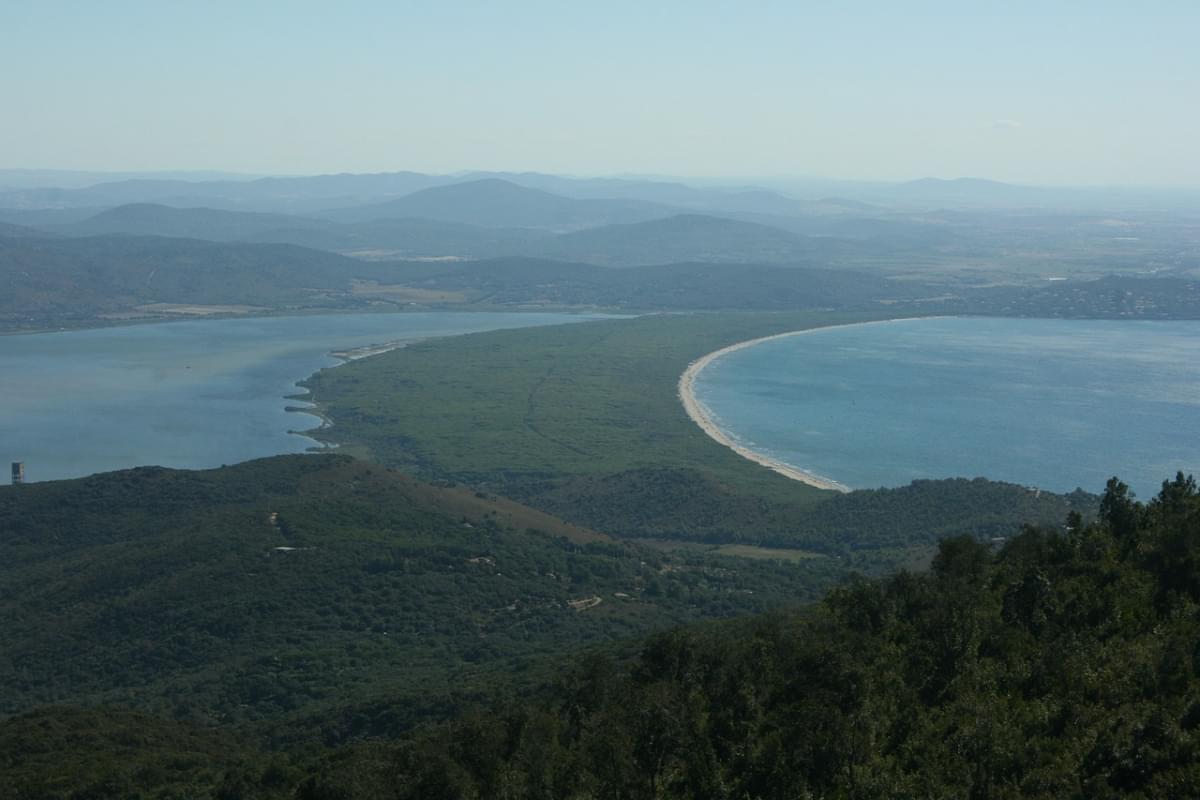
<box><xmin>292</xmin><ymin>340</ymin><xmax>414</xmax><ymax>447</ymax></box>
<box><xmin>330</xmin><ymin>340</ymin><xmax>410</xmax><ymax>361</ymax></box>
<box><xmin>678</xmin><ymin>319</ymin><xmax>924</xmax><ymax>493</ymax></box>
<box><xmin>286</xmin><ymin>347</ymin><xmax>404</xmax><ymax>448</ymax></box>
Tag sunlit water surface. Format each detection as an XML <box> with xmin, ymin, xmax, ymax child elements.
<box><xmin>694</xmin><ymin>317</ymin><xmax>1200</xmax><ymax>498</ymax></box>
<box><xmin>1</xmin><ymin>312</ymin><xmax>605</xmax><ymax>482</ymax></box>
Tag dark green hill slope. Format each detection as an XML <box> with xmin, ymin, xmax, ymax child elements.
<box><xmin>0</xmin><ymin>231</ymin><xmax>928</xmax><ymax>331</ymax></box>
<box><xmin>3</xmin><ymin>475</ymin><xmax>1183</xmax><ymax>798</ymax></box>
<box><xmin>0</xmin><ymin>454</ymin><xmax>842</xmax><ymax>726</ymax></box>
<box><xmin>0</xmin><ymin>235</ymin><xmax>406</xmax><ymax>329</ymax></box>
<box><xmin>0</xmin><ymin>707</ymin><xmax>260</xmax><ymax>799</ymax></box>
<box><xmin>291</xmin><ymin>474</ymin><xmax>1200</xmax><ymax>799</ymax></box>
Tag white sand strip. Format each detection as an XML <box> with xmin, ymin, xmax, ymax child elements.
<box><xmin>678</xmin><ymin>319</ymin><xmax>930</xmax><ymax>493</ymax></box>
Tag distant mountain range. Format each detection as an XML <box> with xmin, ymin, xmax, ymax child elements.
<box><xmin>7</xmin><ymin>167</ymin><xmax>1190</xmax><ymax>219</ymax></box>
<box><xmin>12</xmin><ymin>175</ymin><xmax>1195</xmax><ymax>279</ymax></box>
<box><xmin>316</xmin><ymin>178</ymin><xmax>679</xmax><ymax>230</ymax></box>
<box><xmin>0</xmin><ymin>230</ymin><xmax>929</xmax><ymax>330</ymax></box>
<box><xmin>0</xmin><ymin>234</ymin><xmax>384</xmax><ymax>328</ymax></box>
<box><xmin>0</xmin><ymin>169</ymin><xmax>836</xmax><ymax>217</ymax></box>
<box><xmin>56</xmin><ymin>203</ymin><xmax>331</xmax><ymax>241</ymax></box>
<box><xmin>0</xmin><ymin>168</ymin><xmax>261</xmax><ymax>190</ymax></box>
<box><xmin>3</xmin><ymin>170</ymin><xmax>1196</xmax><ymax>323</ymax></box>
<box><xmin>31</xmin><ymin>189</ymin><xmax>882</xmax><ymax>266</ymax></box>
<box><xmin>4</xmin><ymin>223</ymin><xmax>1196</xmax><ymax>331</ymax></box>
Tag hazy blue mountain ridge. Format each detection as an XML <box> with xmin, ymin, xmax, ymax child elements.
<box><xmin>0</xmin><ymin>221</ymin><xmax>54</xmax><ymax>239</ymax></box>
<box><xmin>5</xmin><ymin>168</ymin><xmax>1199</xmax><ymax>217</ymax></box>
<box><xmin>45</xmin><ymin>200</ymin><xmax>885</xmax><ymax>266</ymax></box>
<box><xmin>53</xmin><ymin>203</ymin><xmax>338</xmax><ymax>241</ymax></box>
<box><xmin>315</xmin><ymin>178</ymin><xmax>683</xmax><ymax>230</ymax></box>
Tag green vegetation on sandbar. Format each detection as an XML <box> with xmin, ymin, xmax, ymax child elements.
<box><xmin>309</xmin><ymin>311</ymin><xmax>866</xmax><ymax>484</ymax></box>
<box><xmin>305</xmin><ymin>312</ymin><xmax>1094</xmax><ymax>555</ymax></box>
<box><xmin>303</xmin><ymin>312</ymin><xmax>867</xmax><ymax>535</ymax></box>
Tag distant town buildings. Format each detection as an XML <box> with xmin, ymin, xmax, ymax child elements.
<box><xmin>11</xmin><ymin>462</ymin><xmax>24</xmax><ymax>485</ymax></box>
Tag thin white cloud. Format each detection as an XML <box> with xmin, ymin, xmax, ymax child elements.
<box><xmin>992</xmin><ymin>119</ymin><xmax>1023</xmax><ymax>130</ymax></box>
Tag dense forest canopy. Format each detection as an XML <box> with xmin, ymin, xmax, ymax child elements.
<box><xmin>286</xmin><ymin>473</ymin><xmax>1200</xmax><ymax>799</ymax></box>
<box><xmin>0</xmin><ymin>456</ymin><xmax>846</xmax><ymax>728</ymax></box>
<box><xmin>1</xmin><ymin>471</ymin><xmax>1195</xmax><ymax>797</ymax></box>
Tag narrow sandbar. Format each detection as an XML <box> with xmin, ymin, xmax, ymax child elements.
<box><xmin>678</xmin><ymin>319</ymin><xmax>923</xmax><ymax>493</ymax></box>
<box><xmin>330</xmin><ymin>341</ymin><xmax>409</xmax><ymax>361</ymax></box>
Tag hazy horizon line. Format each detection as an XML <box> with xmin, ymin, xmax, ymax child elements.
<box><xmin>3</xmin><ymin>167</ymin><xmax>1199</xmax><ymax>193</ymax></box>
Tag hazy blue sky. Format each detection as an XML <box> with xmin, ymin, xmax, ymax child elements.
<box><xmin>3</xmin><ymin>1</ymin><xmax>1197</xmax><ymax>185</ymax></box>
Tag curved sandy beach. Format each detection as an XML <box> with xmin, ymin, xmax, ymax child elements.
<box><xmin>678</xmin><ymin>319</ymin><xmax>920</xmax><ymax>493</ymax></box>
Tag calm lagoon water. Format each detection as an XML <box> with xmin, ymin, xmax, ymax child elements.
<box><xmin>694</xmin><ymin>317</ymin><xmax>1200</xmax><ymax>499</ymax></box>
<box><xmin>0</xmin><ymin>312</ymin><xmax>604</xmax><ymax>482</ymax></box>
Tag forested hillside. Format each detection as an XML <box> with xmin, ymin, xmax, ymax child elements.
<box><xmin>4</xmin><ymin>225</ymin><xmax>1196</xmax><ymax>332</ymax></box>
<box><xmin>3</xmin><ymin>472</ymin><xmax>1193</xmax><ymax>798</ymax></box>
<box><xmin>0</xmin><ymin>455</ymin><xmax>844</xmax><ymax>728</ymax></box>
<box><xmin>0</xmin><ymin>234</ymin><xmax>926</xmax><ymax>331</ymax></box>
<box><xmin>281</xmin><ymin>473</ymin><xmax>1200</xmax><ymax>799</ymax></box>
<box><xmin>0</xmin><ymin>235</ymin><xmax>384</xmax><ymax>328</ymax></box>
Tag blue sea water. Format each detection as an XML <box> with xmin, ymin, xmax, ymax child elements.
<box><xmin>0</xmin><ymin>312</ymin><xmax>604</xmax><ymax>482</ymax></box>
<box><xmin>693</xmin><ymin>317</ymin><xmax>1200</xmax><ymax>499</ymax></box>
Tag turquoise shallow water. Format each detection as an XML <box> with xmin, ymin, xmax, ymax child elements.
<box><xmin>693</xmin><ymin>317</ymin><xmax>1200</xmax><ymax>499</ymax></box>
<box><xmin>0</xmin><ymin>312</ymin><xmax>603</xmax><ymax>482</ymax></box>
